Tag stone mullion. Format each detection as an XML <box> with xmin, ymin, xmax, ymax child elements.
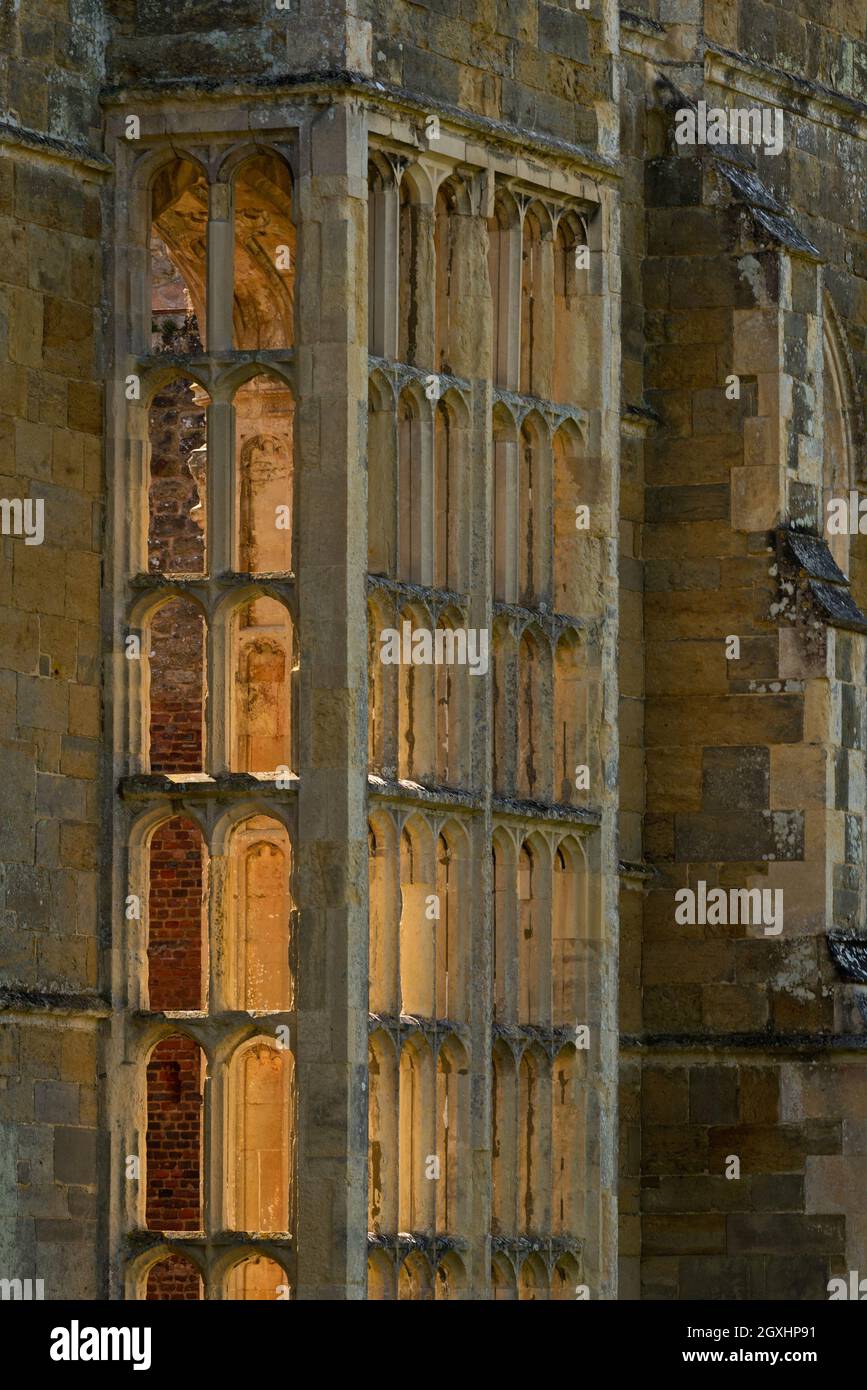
<box><xmin>207</xmin><ymin>181</ymin><xmax>234</xmax><ymax>352</ymax></box>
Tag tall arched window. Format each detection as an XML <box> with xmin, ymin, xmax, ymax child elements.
<box><xmin>399</xmin><ymin>819</ymin><xmax>436</xmax><ymax>1017</ymax></box>
<box><xmin>234</xmin><ymin>373</ymin><xmax>294</xmax><ymax>574</ymax></box>
<box><xmin>368</xmin><ymin>1031</ymin><xmax>399</xmax><ymax>1234</ymax></box>
<box><xmin>554</xmin><ymin>630</ymin><xmax>585</xmax><ymax>804</ymax></box>
<box><xmin>488</xmin><ymin>191</ymin><xmax>521</xmax><ymax>389</ymax></box>
<box><xmin>518</xmin><ymin>1047</ymin><xmax>549</xmax><ymax>1235</ymax></box>
<box><xmin>398</xmin><ymin>388</ymin><xmax>432</xmax><ymax>584</ymax></box>
<box><xmin>147</xmin><ymin>597</ymin><xmax>206</xmax><ymax>774</ymax></box>
<box><xmin>492</xmin><ymin>1041</ymin><xmax>517</xmax><ymax>1234</ymax></box>
<box><xmin>145</xmin><ymin>1034</ymin><xmax>204</xmax><ymax>1231</ymax></box>
<box><xmin>368</xmin><ymin>813</ymin><xmax>399</xmax><ymax>1015</ymax></box>
<box><xmin>231</xmin><ymin>152</ymin><xmax>295</xmax><ymax>351</ymax></box>
<box><xmin>226</xmin><ymin>815</ymin><xmax>293</xmax><ymax>1012</ymax></box>
<box><xmin>520</xmin><ymin>205</ymin><xmax>551</xmax><ymax>398</ymax></box>
<box><xmin>398</xmin><ymin>1038</ymin><xmax>435</xmax><ymax>1234</ymax></box>
<box><xmin>147</xmin><ymin>374</ymin><xmax>208</xmax><ymax>575</ymax></box>
<box><xmin>150</xmin><ymin>157</ymin><xmax>208</xmax><ymax>351</ymax></box>
<box><xmin>225</xmin><ymin>1039</ymin><xmax>292</xmax><ymax>1232</ymax></box>
<box><xmin>229</xmin><ymin>596</ymin><xmax>294</xmax><ymax>774</ymax></box>
<box><xmin>368</xmin><ymin>156</ymin><xmax>399</xmax><ymax>358</ymax></box>
<box><xmin>147</xmin><ymin>816</ymin><xmax>208</xmax><ymax>1012</ymax></box>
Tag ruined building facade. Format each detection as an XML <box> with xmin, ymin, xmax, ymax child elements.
<box><xmin>0</xmin><ymin>0</ymin><xmax>865</xmax><ymax>1300</ymax></box>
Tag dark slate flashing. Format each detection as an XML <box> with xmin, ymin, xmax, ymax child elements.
<box><xmin>828</xmin><ymin>933</ymin><xmax>867</xmax><ymax>983</ymax></box>
<box><xmin>784</xmin><ymin>529</ymin><xmax>847</xmax><ymax>584</ymax></box>
<box><xmin>620</xmin><ymin>8</ymin><xmax>666</xmax><ymax>35</ymax></box>
<box><xmin>778</xmin><ymin>527</ymin><xmax>867</xmax><ymax>634</ymax></box>
<box><xmin>713</xmin><ymin>159</ymin><xmax>785</xmax><ymax>215</ymax></box>
<box><xmin>808</xmin><ymin>580</ymin><xmax>867</xmax><ymax>634</ymax></box>
<box><xmin>751</xmin><ymin>206</ymin><xmax>821</xmax><ymax>261</ymax></box>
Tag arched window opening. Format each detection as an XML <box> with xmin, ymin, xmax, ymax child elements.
<box><xmin>368</xmin><ymin>1031</ymin><xmax>398</xmax><ymax>1235</ymax></box>
<box><xmin>518</xmin><ymin>1253</ymin><xmax>548</xmax><ymax>1301</ymax></box>
<box><xmin>398</xmin><ymin>390</ymin><xmax>429</xmax><ymax>584</ymax></box>
<box><xmin>147</xmin><ymin>816</ymin><xmax>208</xmax><ymax>1012</ymax></box>
<box><xmin>551</xmin><ymin>1253</ymin><xmax>582</xmax><ymax>1301</ymax></box>
<box><xmin>398</xmin><ymin>178</ymin><xmax>428</xmax><ymax>367</ymax></box>
<box><xmin>368</xmin><ymin>375</ymin><xmax>397</xmax><ymax>576</ymax></box>
<box><xmin>491</xmin><ymin>1255</ymin><xmax>518</xmax><ymax>1301</ymax></box>
<box><xmin>231</xmin><ymin>153</ymin><xmax>294</xmax><ymax>351</ymax></box>
<box><xmin>145</xmin><ymin>1253</ymin><xmax>203</xmax><ymax>1301</ymax></box>
<box><xmin>150</xmin><ymin>158</ymin><xmax>207</xmax><ymax>352</ymax></box>
<box><xmin>227</xmin><ymin>816</ymin><xmax>292</xmax><ymax>1012</ymax></box>
<box><xmin>369</xmin><ymin>814</ymin><xmax>399</xmax><ymax>1015</ymax></box>
<box><xmin>552</xmin><ymin>1045</ymin><xmax>583</xmax><ymax>1238</ymax></box>
<box><xmin>554</xmin><ymin>631</ymin><xmax>584</xmax><ymax>805</ymax></box>
<box><xmin>518</xmin><ymin>1048</ymin><xmax>550</xmax><ymax>1235</ymax></box>
<box><xmin>225</xmin><ymin>1256</ymin><xmax>288</xmax><ymax>1300</ymax></box>
<box><xmin>552</xmin><ymin>841</ymin><xmax>584</xmax><ymax>1026</ymax></box>
<box><xmin>492</xmin><ymin>622</ymin><xmax>515</xmax><ymax>795</ymax></box>
<box><xmin>145</xmin><ymin>1034</ymin><xmax>204</xmax><ymax>1231</ymax></box>
<box><xmin>520</xmin><ymin>207</ymin><xmax>548</xmax><ymax>398</ymax></box>
<box><xmin>553</xmin><ymin>217</ymin><xmax>585</xmax><ymax>405</ymax></box>
<box><xmin>517</xmin><ymin>629</ymin><xmax>546</xmax><ymax>801</ymax></box>
<box><xmin>234</xmin><ymin>375</ymin><xmax>294</xmax><ymax>574</ymax></box>
<box><xmin>434</xmin><ymin>183</ymin><xmax>458</xmax><ymax>375</ymax></box>
<box><xmin>398</xmin><ymin>1039</ymin><xmax>435</xmax><ymax>1235</ymax></box>
<box><xmin>436</xmin><ymin>1039</ymin><xmax>469</xmax><ymax>1235</ymax></box>
<box><xmin>553</xmin><ymin>426</ymin><xmax>587</xmax><ymax>616</ymax></box>
<box><xmin>435</xmin><ymin>1252</ymin><xmax>466</xmax><ymax>1301</ymax></box>
<box><xmin>518</xmin><ymin>416</ymin><xmax>546</xmax><ymax>607</ymax></box>
<box><xmin>492</xmin><ymin>836</ymin><xmax>517</xmax><ymax>1021</ymax></box>
<box><xmin>147</xmin><ymin>376</ymin><xmax>208</xmax><ymax>576</ymax></box>
<box><xmin>488</xmin><ymin>193</ymin><xmax>520</xmax><ymax>389</ymax></box>
<box><xmin>397</xmin><ymin>605</ymin><xmax>436</xmax><ymax>782</ymax></box>
<box><xmin>368</xmin><ymin>1250</ymin><xmax>396</xmax><ymax>1300</ymax></box>
<box><xmin>368</xmin><ymin>159</ymin><xmax>399</xmax><ymax>358</ymax></box>
<box><xmin>491</xmin><ymin>1041</ymin><xmax>516</xmax><ymax>1235</ymax></box>
<box><xmin>226</xmin><ymin>1040</ymin><xmax>292</xmax><ymax>1233</ymax></box>
<box><xmin>147</xmin><ymin>597</ymin><xmax>206</xmax><ymax>774</ymax></box>
<box><xmin>434</xmin><ymin>398</ymin><xmax>466</xmax><ymax>591</ymax></box>
<box><xmin>399</xmin><ymin>821</ymin><xmax>435</xmax><ymax>1017</ymax></box>
<box><xmin>398</xmin><ymin>1251</ymin><xmax>433</xmax><ymax>1301</ymax></box>
<box><xmin>435</xmin><ymin>831</ymin><xmax>464</xmax><ymax>1020</ymax></box>
<box><xmin>493</xmin><ymin>407</ymin><xmax>518</xmax><ymax>603</ymax></box>
<box><xmin>435</xmin><ymin>610</ymin><xmax>468</xmax><ymax>788</ymax></box>
<box><xmin>229</xmin><ymin>596</ymin><xmax>294</xmax><ymax>774</ymax></box>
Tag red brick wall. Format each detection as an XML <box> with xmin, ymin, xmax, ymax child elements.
<box><xmin>148</xmin><ymin>818</ymin><xmax>205</xmax><ymax>1011</ymax></box>
<box><xmin>146</xmin><ymin>1254</ymin><xmax>203</xmax><ymax>1301</ymax></box>
<box><xmin>146</xmin><ymin>1034</ymin><xmax>203</xmax><ymax>1231</ymax></box>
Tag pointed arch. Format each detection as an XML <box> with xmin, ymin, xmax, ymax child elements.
<box><xmin>399</xmin><ymin>815</ymin><xmax>436</xmax><ymax>1017</ymax></box>
<box><xmin>368</xmin><ymin>1030</ymin><xmax>399</xmax><ymax>1234</ymax></box>
<box><xmin>436</xmin><ymin>1035</ymin><xmax>470</xmax><ymax>1234</ymax></box>
<box><xmin>230</xmin><ymin>150</ymin><xmax>295</xmax><ymax>350</ymax></box>
<box><xmin>225</xmin><ymin>1036</ymin><xmax>292</xmax><ymax>1233</ymax></box>
<box><xmin>398</xmin><ymin>1036</ymin><xmax>436</xmax><ymax>1234</ymax></box>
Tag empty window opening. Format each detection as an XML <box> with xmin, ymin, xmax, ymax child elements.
<box><xmin>232</xmin><ymin>153</ymin><xmax>295</xmax><ymax>351</ymax></box>
<box><xmin>229</xmin><ymin>596</ymin><xmax>293</xmax><ymax>774</ymax></box>
<box><xmin>226</xmin><ymin>1040</ymin><xmax>292</xmax><ymax>1233</ymax></box>
<box><xmin>225</xmin><ymin>1256</ymin><xmax>288</xmax><ymax>1300</ymax></box>
<box><xmin>147</xmin><ymin>376</ymin><xmax>208</xmax><ymax>576</ymax></box>
<box><xmin>227</xmin><ymin>816</ymin><xmax>293</xmax><ymax>1012</ymax></box>
<box><xmin>147</xmin><ymin>816</ymin><xmax>208</xmax><ymax>1012</ymax></box>
<box><xmin>234</xmin><ymin>375</ymin><xmax>294</xmax><ymax>573</ymax></box>
<box><xmin>147</xmin><ymin>598</ymin><xmax>206</xmax><ymax>774</ymax></box>
<box><xmin>145</xmin><ymin>1254</ymin><xmax>203</xmax><ymax>1301</ymax></box>
<box><xmin>150</xmin><ymin>158</ymin><xmax>207</xmax><ymax>351</ymax></box>
<box><xmin>145</xmin><ymin>1034</ymin><xmax>204</xmax><ymax>1231</ymax></box>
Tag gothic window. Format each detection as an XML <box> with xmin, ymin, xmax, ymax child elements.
<box><xmin>147</xmin><ymin>374</ymin><xmax>208</xmax><ymax>575</ymax></box>
<box><xmin>368</xmin><ymin>1031</ymin><xmax>398</xmax><ymax>1234</ymax></box>
<box><xmin>145</xmin><ymin>1034</ymin><xmax>204</xmax><ymax>1232</ymax></box>
<box><xmin>234</xmin><ymin>373</ymin><xmax>294</xmax><ymax>574</ymax></box>
<box><xmin>488</xmin><ymin>191</ymin><xmax>521</xmax><ymax>389</ymax></box>
<box><xmin>368</xmin><ymin>157</ymin><xmax>399</xmax><ymax>359</ymax></box>
<box><xmin>225</xmin><ymin>1256</ymin><xmax>289</xmax><ymax>1301</ymax></box>
<box><xmin>145</xmin><ymin>1254</ymin><xmax>203</xmax><ymax>1301</ymax></box>
<box><xmin>230</xmin><ymin>153</ymin><xmax>295</xmax><ymax>351</ymax></box>
<box><xmin>398</xmin><ymin>1037</ymin><xmax>436</xmax><ymax>1233</ymax></box>
<box><xmin>146</xmin><ymin>597</ymin><xmax>207</xmax><ymax>773</ymax></box>
<box><xmin>147</xmin><ymin>815</ymin><xmax>208</xmax><ymax>1012</ymax></box>
<box><xmin>150</xmin><ymin>157</ymin><xmax>207</xmax><ymax>352</ymax></box>
<box><xmin>225</xmin><ymin>1039</ymin><xmax>292</xmax><ymax>1233</ymax></box>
